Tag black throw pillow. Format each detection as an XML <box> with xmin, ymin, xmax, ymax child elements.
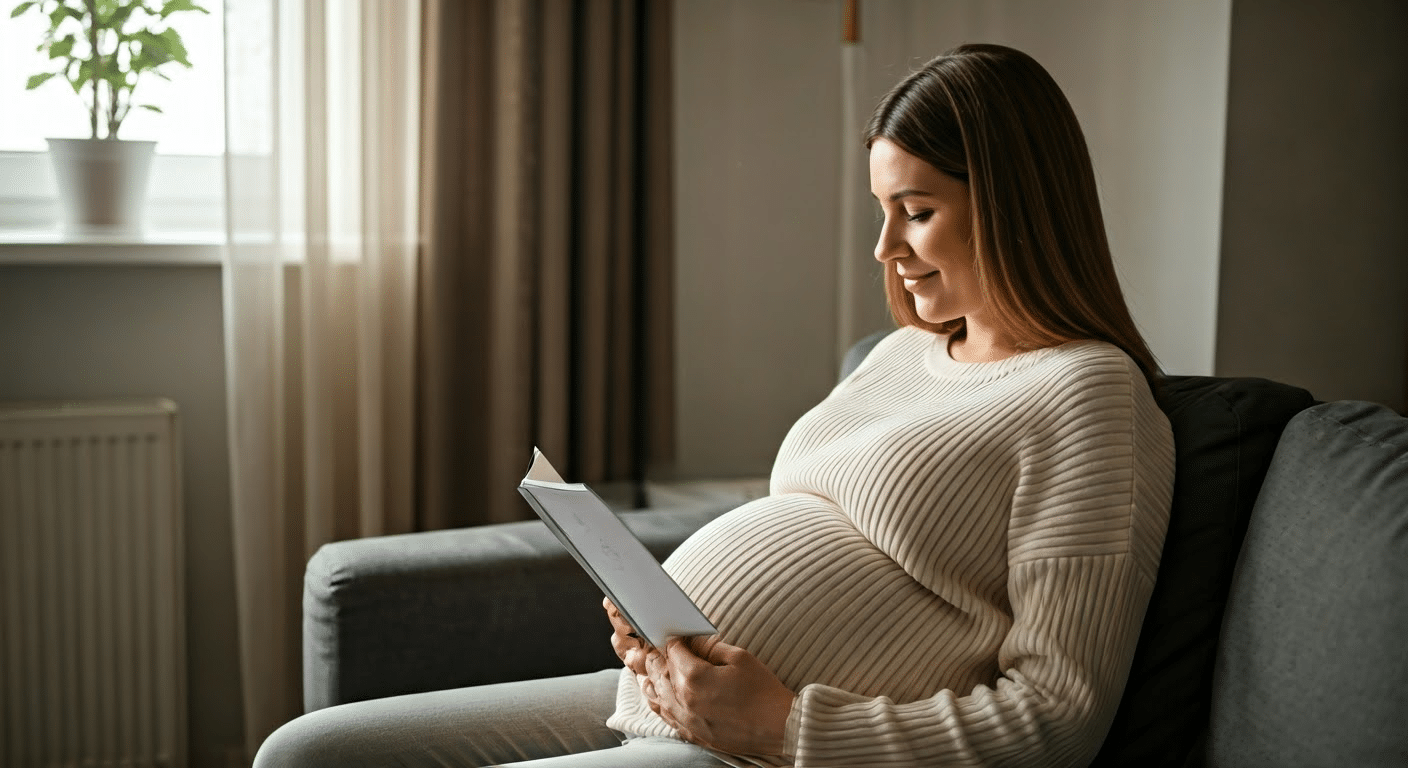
<box><xmin>1089</xmin><ymin>375</ymin><xmax>1316</xmax><ymax>767</ymax></box>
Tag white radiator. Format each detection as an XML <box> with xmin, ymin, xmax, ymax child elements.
<box><xmin>0</xmin><ymin>400</ymin><xmax>186</xmax><ymax>768</ymax></box>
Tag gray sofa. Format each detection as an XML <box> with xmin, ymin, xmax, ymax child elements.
<box><xmin>299</xmin><ymin>332</ymin><xmax>1408</xmax><ymax>767</ymax></box>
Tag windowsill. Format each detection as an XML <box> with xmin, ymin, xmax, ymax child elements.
<box><xmin>0</xmin><ymin>151</ymin><xmax>226</xmax><ymax>265</ymax></box>
<box><xmin>0</xmin><ymin>229</ymin><xmax>225</xmax><ymax>265</ymax></box>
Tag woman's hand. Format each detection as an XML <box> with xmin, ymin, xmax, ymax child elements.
<box><xmin>603</xmin><ymin>598</ymin><xmax>650</xmax><ymax>677</ymax></box>
<box><xmin>642</xmin><ymin>636</ymin><xmax>797</xmax><ymax>758</ymax></box>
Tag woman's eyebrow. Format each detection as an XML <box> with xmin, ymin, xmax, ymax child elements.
<box><xmin>881</xmin><ymin>188</ymin><xmax>932</xmax><ymax>202</ymax></box>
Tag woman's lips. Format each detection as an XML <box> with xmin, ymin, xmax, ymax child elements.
<box><xmin>901</xmin><ymin>271</ymin><xmax>938</xmax><ymax>290</ymax></box>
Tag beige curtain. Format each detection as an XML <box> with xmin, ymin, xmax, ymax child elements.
<box><xmin>222</xmin><ymin>0</ymin><xmax>420</xmax><ymax>756</ymax></box>
<box><xmin>418</xmin><ymin>0</ymin><xmax>675</xmax><ymax>527</ymax></box>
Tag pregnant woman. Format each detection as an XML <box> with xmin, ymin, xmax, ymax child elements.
<box><xmin>256</xmin><ymin>42</ymin><xmax>1175</xmax><ymax>768</ymax></box>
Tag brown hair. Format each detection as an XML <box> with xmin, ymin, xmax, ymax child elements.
<box><xmin>865</xmin><ymin>43</ymin><xmax>1162</xmax><ymax>385</ymax></box>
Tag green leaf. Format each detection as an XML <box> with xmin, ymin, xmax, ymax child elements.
<box><xmin>130</xmin><ymin>30</ymin><xmax>173</xmax><ymax>73</ymax></box>
<box><xmin>158</xmin><ymin>26</ymin><xmax>189</xmax><ymax>66</ymax></box>
<box><xmin>48</xmin><ymin>34</ymin><xmax>74</xmax><ymax>59</ymax></box>
<box><xmin>75</xmin><ymin>58</ymin><xmax>94</xmax><ymax>88</ymax></box>
<box><xmin>133</xmin><ymin>29</ymin><xmax>166</xmax><ymax>53</ymax></box>
<box><xmin>138</xmin><ymin>103</ymin><xmax>161</xmax><ymax>113</ymax></box>
<box><xmin>109</xmin><ymin>2</ymin><xmax>135</xmax><ymax>29</ymax></box>
<box><xmin>102</xmin><ymin>68</ymin><xmax>127</xmax><ymax>91</ymax></box>
<box><xmin>10</xmin><ymin>1</ymin><xmax>37</xmax><ymax>18</ymax></box>
<box><xmin>47</xmin><ymin>3</ymin><xmax>80</xmax><ymax>27</ymax></box>
<box><xmin>25</xmin><ymin>71</ymin><xmax>58</xmax><ymax>89</ymax></box>
<box><xmin>160</xmin><ymin>0</ymin><xmax>206</xmax><ymax>17</ymax></box>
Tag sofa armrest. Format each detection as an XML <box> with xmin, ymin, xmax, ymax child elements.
<box><xmin>303</xmin><ymin>503</ymin><xmax>731</xmax><ymax>712</ymax></box>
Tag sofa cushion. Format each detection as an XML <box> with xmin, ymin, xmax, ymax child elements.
<box><xmin>1092</xmin><ymin>375</ymin><xmax>1315</xmax><ymax>768</ymax></box>
<box><xmin>1207</xmin><ymin>400</ymin><xmax>1408</xmax><ymax>767</ymax></box>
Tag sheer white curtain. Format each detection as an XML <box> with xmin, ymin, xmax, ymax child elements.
<box><xmin>222</xmin><ymin>0</ymin><xmax>420</xmax><ymax>755</ymax></box>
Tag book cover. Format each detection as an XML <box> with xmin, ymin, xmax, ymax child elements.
<box><xmin>518</xmin><ymin>448</ymin><xmax>717</xmax><ymax>649</ymax></box>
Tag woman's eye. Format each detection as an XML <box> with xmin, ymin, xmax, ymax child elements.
<box><xmin>906</xmin><ymin>210</ymin><xmax>933</xmax><ymax>223</ymax></box>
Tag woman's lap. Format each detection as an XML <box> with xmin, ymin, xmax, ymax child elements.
<box><xmin>253</xmin><ymin>669</ymin><xmax>724</xmax><ymax>768</ymax></box>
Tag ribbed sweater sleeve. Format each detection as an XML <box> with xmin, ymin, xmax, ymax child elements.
<box><xmin>607</xmin><ymin>328</ymin><xmax>1175</xmax><ymax>768</ymax></box>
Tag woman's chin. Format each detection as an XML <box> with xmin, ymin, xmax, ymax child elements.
<box><xmin>913</xmin><ymin>304</ymin><xmax>961</xmax><ymax>326</ymax></box>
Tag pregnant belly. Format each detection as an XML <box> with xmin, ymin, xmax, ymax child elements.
<box><xmin>663</xmin><ymin>493</ymin><xmax>994</xmax><ymax>703</ymax></box>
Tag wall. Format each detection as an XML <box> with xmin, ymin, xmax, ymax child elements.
<box><xmin>0</xmin><ymin>263</ymin><xmax>244</xmax><ymax>767</ymax></box>
<box><xmin>671</xmin><ymin>0</ymin><xmax>1233</xmax><ymax>480</ymax></box>
<box><xmin>1215</xmin><ymin>0</ymin><xmax>1408</xmax><ymax>410</ymax></box>
<box><xmin>671</xmin><ymin>0</ymin><xmax>847</xmax><ymax>480</ymax></box>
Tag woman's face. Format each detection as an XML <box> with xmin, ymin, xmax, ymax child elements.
<box><xmin>869</xmin><ymin>138</ymin><xmax>983</xmax><ymax>327</ymax></box>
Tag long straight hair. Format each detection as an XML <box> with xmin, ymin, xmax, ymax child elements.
<box><xmin>865</xmin><ymin>43</ymin><xmax>1162</xmax><ymax>385</ymax></box>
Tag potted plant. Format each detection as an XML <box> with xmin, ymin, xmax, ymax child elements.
<box><xmin>11</xmin><ymin>0</ymin><xmax>208</xmax><ymax>235</ymax></box>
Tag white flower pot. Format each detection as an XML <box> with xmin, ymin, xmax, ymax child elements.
<box><xmin>45</xmin><ymin>138</ymin><xmax>157</xmax><ymax>236</ymax></box>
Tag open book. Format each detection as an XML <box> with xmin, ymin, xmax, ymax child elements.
<box><xmin>517</xmin><ymin>448</ymin><xmax>717</xmax><ymax>649</ymax></box>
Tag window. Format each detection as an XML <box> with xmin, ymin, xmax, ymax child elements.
<box><xmin>0</xmin><ymin>3</ymin><xmax>226</xmax><ymax>241</ymax></box>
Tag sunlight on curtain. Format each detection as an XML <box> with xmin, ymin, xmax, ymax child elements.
<box><xmin>222</xmin><ymin>0</ymin><xmax>419</xmax><ymax>754</ymax></box>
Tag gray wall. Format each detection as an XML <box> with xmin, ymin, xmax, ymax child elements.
<box><xmin>671</xmin><ymin>0</ymin><xmax>848</xmax><ymax>480</ymax></box>
<box><xmin>0</xmin><ymin>264</ymin><xmax>244</xmax><ymax>767</ymax></box>
<box><xmin>1215</xmin><ymin>0</ymin><xmax>1408</xmax><ymax>409</ymax></box>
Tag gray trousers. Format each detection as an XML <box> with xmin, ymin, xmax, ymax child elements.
<box><xmin>252</xmin><ymin>669</ymin><xmax>727</xmax><ymax>768</ymax></box>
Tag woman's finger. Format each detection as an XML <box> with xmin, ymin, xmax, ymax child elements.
<box><xmin>603</xmin><ymin>598</ymin><xmax>626</xmax><ymax>627</ymax></box>
<box><xmin>686</xmin><ymin>633</ymin><xmax>723</xmax><ymax>662</ymax></box>
<box><xmin>664</xmin><ymin>636</ymin><xmax>714</xmax><ymax>685</ymax></box>
<box><xmin>602</xmin><ymin>599</ymin><xmax>633</xmax><ymax>633</ymax></box>
<box><xmin>639</xmin><ymin>672</ymin><xmax>669</xmax><ymax>722</ymax></box>
<box><xmin>645</xmin><ymin>650</ymin><xmax>687</xmax><ymax>735</ymax></box>
<box><xmin>604</xmin><ymin>598</ymin><xmax>652</xmax><ymax>675</ymax></box>
<box><xmin>608</xmin><ymin>631</ymin><xmax>649</xmax><ymax>676</ymax></box>
<box><xmin>626</xmin><ymin>647</ymin><xmax>648</xmax><ymax>677</ymax></box>
<box><xmin>603</xmin><ymin>600</ymin><xmax>647</xmax><ymax>648</ymax></box>
<box><xmin>609</xmin><ymin>629</ymin><xmax>630</xmax><ymax>660</ymax></box>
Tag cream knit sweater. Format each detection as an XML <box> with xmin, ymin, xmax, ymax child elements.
<box><xmin>608</xmin><ymin>327</ymin><xmax>1175</xmax><ymax>767</ymax></box>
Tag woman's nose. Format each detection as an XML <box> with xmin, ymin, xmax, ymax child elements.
<box><xmin>874</xmin><ymin>220</ymin><xmax>903</xmax><ymax>263</ymax></box>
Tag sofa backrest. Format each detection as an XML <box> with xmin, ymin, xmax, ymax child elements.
<box><xmin>1206</xmin><ymin>400</ymin><xmax>1408</xmax><ymax>767</ymax></box>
